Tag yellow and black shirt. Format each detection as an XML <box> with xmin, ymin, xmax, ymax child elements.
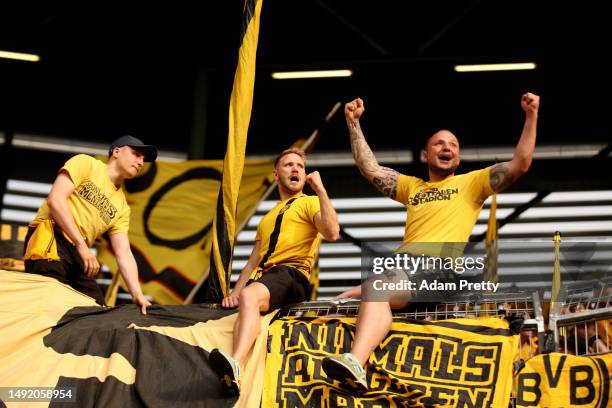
<box><xmin>31</xmin><ymin>154</ymin><xmax>130</xmax><ymax>248</ymax></box>
<box><xmin>396</xmin><ymin>167</ymin><xmax>494</xmax><ymax>246</ymax></box>
<box><xmin>251</xmin><ymin>194</ymin><xmax>321</xmax><ymax>280</ymax></box>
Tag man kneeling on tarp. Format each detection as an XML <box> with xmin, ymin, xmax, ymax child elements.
<box><xmin>23</xmin><ymin>135</ymin><xmax>155</xmax><ymax>314</ymax></box>
<box><xmin>210</xmin><ymin>148</ymin><xmax>340</xmax><ymax>396</ymax></box>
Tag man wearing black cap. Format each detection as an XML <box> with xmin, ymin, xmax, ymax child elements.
<box><xmin>23</xmin><ymin>135</ymin><xmax>157</xmax><ymax>314</ymax></box>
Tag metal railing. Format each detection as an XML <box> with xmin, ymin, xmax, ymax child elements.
<box><xmin>549</xmin><ymin>277</ymin><xmax>612</xmax><ymax>355</ymax></box>
<box><xmin>279</xmin><ymin>290</ymin><xmax>546</xmax><ymax>360</ymax></box>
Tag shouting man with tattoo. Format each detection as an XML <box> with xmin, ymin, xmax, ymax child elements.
<box><xmin>322</xmin><ymin>93</ymin><xmax>540</xmax><ymax>392</ymax></box>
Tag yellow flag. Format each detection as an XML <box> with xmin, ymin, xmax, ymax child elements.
<box><xmin>484</xmin><ymin>193</ymin><xmax>499</xmax><ymax>285</ymax></box>
<box><xmin>515</xmin><ymin>352</ymin><xmax>612</xmax><ymax>407</ymax></box>
<box><xmin>551</xmin><ymin>231</ymin><xmax>562</xmax><ymax>311</ymax></box>
<box><xmin>199</xmin><ymin>0</ymin><xmax>264</xmax><ymax>302</ymax></box>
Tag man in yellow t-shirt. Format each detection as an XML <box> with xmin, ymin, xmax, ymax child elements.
<box><xmin>209</xmin><ymin>148</ymin><xmax>340</xmax><ymax>396</ymax></box>
<box><xmin>323</xmin><ymin>93</ymin><xmax>541</xmax><ymax>392</ymax></box>
<box><xmin>23</xmin><ymin>135</ymin><xmax>156</xmax><ymax>314</ymax></box>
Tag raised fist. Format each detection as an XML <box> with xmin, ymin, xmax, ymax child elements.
<box><xmin>345</xmin><ymin>98</ymin><xmax>365</xmax><ymax>124</ymax></box>
<box><xmin>521</xmin><ymin>92</ymin><xmax>540</xmax><ymax>114</ymax></box>
<box><xmin>306</xmin><ymin>171</ymin><xmax>324</xmax><ymax>193</ymax></box>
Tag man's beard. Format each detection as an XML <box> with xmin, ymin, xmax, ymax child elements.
<box><xmin>430</xmin><ymin>163</ymin><xmax>458</xmax><ymax>177</ymax></box>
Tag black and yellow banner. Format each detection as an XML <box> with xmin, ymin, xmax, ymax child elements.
<box><xmin>264</xmin><ymin>316</ymin><xmax>518</xmax><ymax>407</ymax></box>
<box><xmin>202</xmin><ymin>0</ymin><xmax>264</xmax><ymax>302</ymax></box>
<box><xmin>97</xmin><ymin>159</ymin><xmax>273</xmax><ymax>305</ymax></box>
<box><xmin>0</xmin><ymin>270</ymin><xmax>272</xmax><ymax>407</ymax></box>
<box><xmin>5</xmin><ymin>269</ymin><xmax>612</xmax><ymax>407</ymax></box>
<box><xmin>514</xmin><ymin>352</ymin><xmax>612</xmax><ymax>408</ymax></box>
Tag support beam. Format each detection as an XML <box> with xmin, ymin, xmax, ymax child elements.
<box><xmin>314</xmin><ymin>0</ymin><xmax>388</xmax><ymax>55</ymax></box>
<box><xmin>419</xmin><ymin>0</ymin><xmax>482</xmax><ymax>55</ymax></box>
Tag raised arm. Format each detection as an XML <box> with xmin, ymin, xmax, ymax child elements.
<box><xmin>490</xmin><ymin>92</ymin><xmax>540</xmax><ymax>192</ymax></box>
<box><xmin>345</xmin><ymin>98</ymin><xmax>401</xmax><ymax>201</ymax></box>
<box><xmin>306</xmin><ymin>171</ymin><xmax>340</xmax><ymax>241</ymax></box>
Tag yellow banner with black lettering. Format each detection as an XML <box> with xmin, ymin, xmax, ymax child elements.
<box><xmin>97</xmin><ymin>159</ymin><xmax>273</xmax><ymax>305</ymax></box>
<box><xmin>514</xmin><ymin>352</ymin><xmax>612</xmax><ymax>408</ymax></box>
<box><xmin>264</xmin><ymin>316</ymin><xmax>518</xmax><ymax>407</ymax></box>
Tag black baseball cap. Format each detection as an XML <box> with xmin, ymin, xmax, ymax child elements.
<box><xmin>108</xmin><ymin>135</ymin><xmax>157</xmax><ymax>162</ymax></box>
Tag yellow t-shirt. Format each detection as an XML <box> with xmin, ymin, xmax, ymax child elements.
<box><xmin>395</xmin><ymin>167</ymin><xmax>494</xmax><ymax>246</ymax></box>
<box><xmin>33</xmin><ymin>154</ymin><xmax>130</xmax><ymax>246</ymax></box>
<box><xmin>252</xmin><ymin>194</ymin><xmax>321</xmax><ymax>279</ymax></box>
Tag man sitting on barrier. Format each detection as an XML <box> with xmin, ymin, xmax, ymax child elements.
<box><xmin>210</xmin><ymin>148</ymin><xmax>340</xmax><ymax>396</ymax></box>
<box><xmin>322</xmin><ymin>93</ymin><xmax>540</xmax><ymax>392</ymax></box>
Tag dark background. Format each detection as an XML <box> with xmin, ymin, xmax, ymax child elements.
<box><xmin>0</xmin><ymin>1</ymin><xmax>610</xmax><ymax>192</ymax></box>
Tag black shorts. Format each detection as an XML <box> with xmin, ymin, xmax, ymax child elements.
<box><xmin>23</xmin><ymin>226</ymin><xmax>105</xmax><ymax>305</ymax></box>
<box><xmin>247</xmin><ymin>265</ymin><xmax>310</xmax><ymax>311</ymax></box>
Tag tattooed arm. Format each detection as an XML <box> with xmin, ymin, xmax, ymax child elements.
<box><xmin>345</xmin><ymin>98</ymin><xmax>400</xmax><ymax>200</ymax></box>
<box><xmin>490</xmin><ymin>92</ymin><xmax>540</xmax><ymax>192</ymax></box>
